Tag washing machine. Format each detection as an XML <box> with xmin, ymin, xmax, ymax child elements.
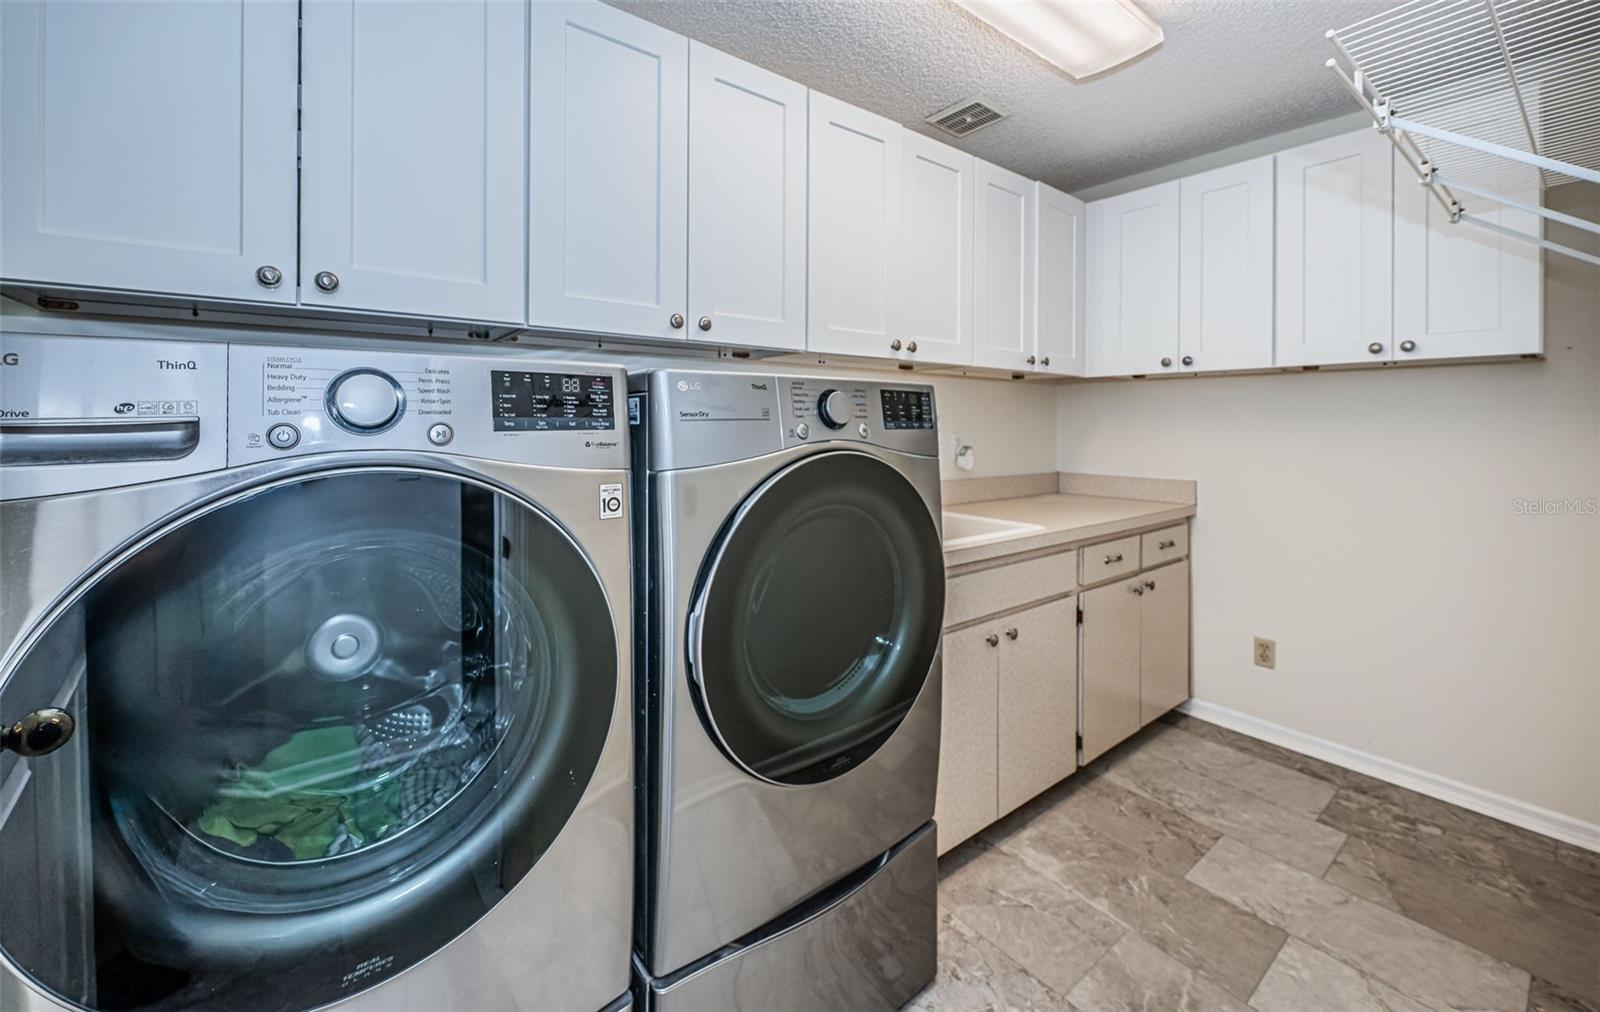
<box><xmin>0</xmin><ymin>328</ymin><xmax>634</xmax><ymax>1012</ymax></box>
<box><xmin>629</xmin><ymin>369</ymin><xmax>942</xmax><ymax>1010</ymax></box>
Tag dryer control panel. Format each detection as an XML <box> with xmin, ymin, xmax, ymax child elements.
<box><xmin>635</xmin><ymin>369</ymin><xmax>938</xmax><ymax>471</ymax></box>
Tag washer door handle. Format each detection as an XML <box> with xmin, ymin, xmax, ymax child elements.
<box><xmin>2</xmin><ymin>708</ymin><xmax>75</xmax><ymax>757</ymax></box>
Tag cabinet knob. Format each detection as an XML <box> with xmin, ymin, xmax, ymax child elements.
<box><xmin>1181</xmin><ymin>355</ymin><xmax>1194</xmax><ymax>367</ymax></box>
<box><xmin>985</xmin><ymin>633</ymin><xmax>1000</xmax><ymax>647</ymax></box>
<box><xmin>1026</xmin><ymin>355</ymin><xmax>1037</xmax><ymax>365</ymax></box>
<box><xmin>1400</xmin><ymin>340</ymin><xmax>1417</xmax><ymax>353</ymax></box>
<box><xmin>1368</xmin><ymin>342</ymin><xmax>1384</xmax><ymax>355</ymax></box>
<box><xmin>1104</xmin><ymin>552</ymin><xmax>1123</xmax><ymax>564</ymax></box>
<box><xmin>1160</xmin><ymin>357</ymin><xmax>1172</xmax><ymax>368</ymax></box>
<box><xmin>254</xmin><ymin>264</ymin><xmax>283</xmax><ymax>289</ymax></box>
<box><xmin>1131</xmin><ymin>585</ymin><xmax>1145</xmax><ymax>596</ymax></box>
<box><xmin>1041</xmin><ymin>357</ymin><xmax>1050</xmax><ymax>366</ymax></box>
<box><xmin>1144</xmin><ymin>579</ymin><xmax>1156</xmax><ymax>591</ymax></box>
<box><xmin>314</xmin><ymin>270</ymin><xmax>340</xmax><ymax>293</ymax></box>
<box><xmin>1005</xmin><ymin>627</ymin><xmax>1019</xmax><ymax>640</ymax></box>
<box><xmin>890</xmin><ymin>339</ymin><xmax>903</xmax><ymax>351</ymax></box>
<box><xmin>698</xmin><ymin>316</ymin><xmax>713</xmax><ymax>331</ymax></box>
<box><xmin>907</xmin><ymin>341</ymin><xmax>918</xmax><ymax>353</ymax></box>
<box><xmin>669</xmin><ymin>313</ymin><xmax>685</xmax><ymax>329</ymax></box>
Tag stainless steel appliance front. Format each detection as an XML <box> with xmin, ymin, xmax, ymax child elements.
<box><xmin>0</xmin><ymin>332</ymin><xmax>633</xmax><ymax>1012</ymax></box>
<box><xmin>633</xmin><ymin>369</ymin><xmax>944</xmax><ymax>984</ymax></box>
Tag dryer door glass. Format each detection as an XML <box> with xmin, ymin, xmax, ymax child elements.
<box><xmin>690</xmin><ymin>451</ymin><xmax>944</xmax><ymax>784</ymax></box>
<box><xmin>0</xmin><ymin>468</ymin><xmax>617</xmax><ymax>1011</ymax></box>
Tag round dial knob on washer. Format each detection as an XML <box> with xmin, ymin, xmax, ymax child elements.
<box><xmin>327</xmin><ymin>369</ymin><xmax>403</xmax><ymax>433</ymax></box>
<box><xmin>817</xmin><ymin>389</ymin><xmax>852</xmax><ymax>429</ymax></box>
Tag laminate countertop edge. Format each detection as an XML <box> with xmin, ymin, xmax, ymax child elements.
<box><xmin>942</xmin><ymin>495</ymin><xmax>1196</xmax><ymax>570</ymax></box>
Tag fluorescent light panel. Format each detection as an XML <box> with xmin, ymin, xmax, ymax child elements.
<box><xmin>954</xmin><ymin>0</ymin><xmax>1164</xmax><ymax>80</ymax></box>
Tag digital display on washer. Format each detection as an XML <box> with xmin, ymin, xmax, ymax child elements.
<box><xmin>491</xmin><ymin>371</ymin><xmax>614</xmax><ymax>431</ymax></box>
<box><xmin>880</xmin><ymin>388</ymin><xmax>935</xmax><ymax>430</ymax></box>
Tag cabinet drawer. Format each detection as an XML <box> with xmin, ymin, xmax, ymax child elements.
<box><xmin>1079</xmin><ymin>535</ymin><xmax>1140</xmax><ymax>586</ymax></box>
<box><xmin>945</xmin><ymin>550</ymin><xmax>1076</xmax><ymax>628</ymax></box>
<box><xmin>1141</xmin><ymin>524</ymin><xmax>1188</xmax><ymax>565</ymax></box>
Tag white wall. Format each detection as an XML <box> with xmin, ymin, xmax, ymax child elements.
<box><xmin>1056</xmin><ymin>185</ymin><xmax>1600</xmax><ymax>827</ymax></box>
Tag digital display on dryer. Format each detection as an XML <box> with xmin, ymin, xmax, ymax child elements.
<box><xmin>880</xmin><ymin>388</ymin><xmax>935</xmax><ymax>430</ymax></box>
<box><xmin>492</xmin><ymin>371</ymin><xmax>614</xmax><ymax>431</ymax></box>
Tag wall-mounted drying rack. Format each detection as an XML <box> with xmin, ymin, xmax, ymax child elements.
<box><xmin>1325</xmin><ymin>0</ymin><xmax>1600</xmax><ymax>268</ymax></box>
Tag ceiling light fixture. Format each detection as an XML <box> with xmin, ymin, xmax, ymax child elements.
<box><xmin>953</xmin><ymin>0</ymin><xmax>1164</xmax><ymax>80</ymax></box>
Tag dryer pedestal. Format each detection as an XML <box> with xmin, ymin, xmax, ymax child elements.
<box><xmin>643</xmin><ymin>823</ymin><xmax>936</xmax><ymax>1012</ymax></box>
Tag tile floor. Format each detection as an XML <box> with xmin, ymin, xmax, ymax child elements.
<box><xmin>911</xmin><ymin>713</ymin><xmax>1600</xmax><ymax>1012</ymax></box>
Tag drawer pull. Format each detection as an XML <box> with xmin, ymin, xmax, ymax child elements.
<box><xmin>1158</xmin><ymin>539</ymin><xmax>1176</xmax><ymax>550</ymax></box>
<box><xmin>1144</xmin><ymin>580</ymin><xmax>1156</xmax><ymax>591</ymax></box>
<box><xmin>985</xmin><ymin>633</ymin><xmax>999</xmax><ymax>647</ymax></box>
<box><xmin>1005</xmin><ymin>627</ymin><xmax>1019</xmax><ymax>641</ymax></box>
<box><xmin>1104</xmin><ymin>552</ymin><xmax>1123</xmax><ymax>564</ymax></box>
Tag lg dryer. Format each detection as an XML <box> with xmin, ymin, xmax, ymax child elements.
<box><xmin>630</xmin><ymin>370</ymin><xmax>943</xmax><ymax>1010</ymax></box>
<box><xmin>0</xmin><ymin>331</ymin><xmax>634</xmax><ymax>1012</ymax></box>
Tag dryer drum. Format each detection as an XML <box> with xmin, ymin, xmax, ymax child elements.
<box><xmin>0</xmin><ymin>468</ymin><xmax>617</xmax><ymax>1012</ymax></box>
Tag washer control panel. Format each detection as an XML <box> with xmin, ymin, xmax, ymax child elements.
<box><xmin>229</xmin><ymin>345</ymin><xmax>625</xmax><ymax>470</ymax></box>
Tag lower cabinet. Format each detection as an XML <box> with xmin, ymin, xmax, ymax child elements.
<box><xmin>935</xmin><ymin>596</ymin><xmax>1077</xmax><ymax>855</ymax></box>
<box><xmin>1080</xmin><ymin>558</ymin><xmax>1191</xmax><ymax>763</ymax></box>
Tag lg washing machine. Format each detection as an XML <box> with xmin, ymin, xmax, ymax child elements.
<box><xmin>0</xmin><ymin>328</ymin><xmax>634</xmax><ymax>1012</ymax></box>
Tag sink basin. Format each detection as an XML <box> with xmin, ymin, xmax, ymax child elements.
<box><xmin>941</xmin><ymin>511</ymin><xmax>1046</xmax><ymax>549</ymax></box>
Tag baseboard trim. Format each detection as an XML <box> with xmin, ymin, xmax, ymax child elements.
<box><xmin>1177</xmin><ymin>698</ymin><xmax>1600</xmax><ymax>855</ymax></box>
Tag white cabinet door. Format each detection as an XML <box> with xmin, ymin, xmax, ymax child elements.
<box><xmin>934</xmin><ymin>625</ymin><xmax>999</xmax><ymax>856</ymax></box>
<box><xmin>301</xmin><ymin>0</ymin><xmax>526</xmax><ymax>323</ymax></box>
<box><xmin>972</xmin><ymin>160</ymin><xmax>1037</xmax><ymax>371</ymax></box>
<box><xmin>1140</xmin><ymin>560</ymin><xmax>1190</xmax><ymax>725</ymax></box>
<box><xmin>0</xmin><ymin>0</ymin><xmax>297</xmax><ymax>304</ymax></box>
<box><xmin>899</xmin><ymin>131</ymin><xmax>974</xmax><ymax>367</ymax></box>
<box><xmin>1179</xmin><ymin>156</ymin><xmax>1275</xmax><ymax>372</ymax></box>
<box><xmin>687</xmin><ymin>43</ymin><xmax>807</xmax><ymax>351</ymax></box>
<box><xmin>807</xmin><ymin>92</ymin><xmax>902</xmax><ymax>358</ymax></box>
<box><xmin>1033</xmin><ymin>183</ymin><xmax>1086</xmax><ymax>376</ymax></box>
<box><xmin>1080</xmin><ymin>573</ymin><xmax>1143</xmax><ymax>764</ymax></box>
<box><xmin>1276</xmin><ymin>130</ymin><xmax>1393</xmax><ymax>366</ymax></box>
<box><xmin>529</xmin><ymin>1</ymin><xmax>688</xmax><ymax>338</ymax></box>
<box><xmin>1086</xmin><ymin>182</ymin><xmax>1180</xmax><ymax>377</ymax></box>
<box><xmin>997</xmin><ymin>598</ymin><xmax>1078</xmax><ymax>817</ymax></box>
<box><xmin>1393</xmin><ymin>151</ymin><xmax>1542</xmax><ymax>362</ymax></box>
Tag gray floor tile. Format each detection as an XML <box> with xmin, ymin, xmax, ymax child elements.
<box><xmin>1250</xmin><ymin>938</ymin><xmax>1440</xmax><ymax>1012</ymax></box>
<box><xmin>939</xmin><ymin>842</ymin><xmax>1126</xmax><ymax>996</ymax></box>
<box><xmin>1188</xmin><ymin>837</ymin><xmax>1531</xmax><ymax>1012</ymax></box>
<box><xmin>1133</xmin><ymin>723</ymin><xmax>1338</xmax><ymax>820</ymax></box>
<box><xmin>1094</xmin><ymin>745</ymin><xmax>1348</xmax><ymax>876</ymax></box>
<box><xmin>991</xmin><ymin>800</ymin><xmax>1286</xmax><ymax>1001</ymax></box>
<box><xmin>907</xmin><ymin>911</ymin><xmax>1077</xmax><ymax>1012</ymax></box>
<box><xmin>1528</xmin><ymin>977</ymin><xmax>1600</xmax><ymax>1012</ymax></box>
<box><xmin>1067</xmin><ymin>933</ymin><xmax>1252</xmax><ymax>1012</ymax></box>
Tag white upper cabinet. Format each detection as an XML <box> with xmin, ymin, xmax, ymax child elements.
<box><xmin>0</xmin><ymin>0</ymin><xmax>297</xmax><ymax>303</ymax></box>
<box><xmin>900</xmin><ymin>132</ymin><xmax>975</xmax><ymax>367</ymax></box>
<box><xmin>972</xmin><ymin>160</ymin><xmax>1037</xmax><ymax>371</ymax></box>
<box><xmin>529</xmin><ymin>1</ymin><xmax>688</xmax><ymax>339</ymax></box>
<box><xmin>1086</xmin><ymin>181</ymin><xmax>1180</xmax><ymax>376</ymax></box>
<box><xmin>1033</xmin><ymin>183</ymin><xmax>1087</xmax><ymax>376</ymax></box>
<box><xmin>1393</xmin><ymin>151</ymin><xmax>1542</xmax><ymax>362</ymax></box>
<box><xmin>1178</xmin><ymin>155</ymin><xmax>1275</xmax><ymax>372</ymax></box>
<box><xmin>300</xmin><ymin>1</ymin><xmax>526</xmax><ymax>323</ymax></box>
<box><xmin>807</xmin><ymin>92</ymin><xmax>902</xmax><ymax>358</ymax></box>
<box><xmin>687</xmin><ymin>43</ymin><xmax>808</xmax><ymax>351</ymax></box>
<box><xmin>1276</xmin><ymin>129</ymin><xmax>1393</xmax><ymax>366</ymax></box>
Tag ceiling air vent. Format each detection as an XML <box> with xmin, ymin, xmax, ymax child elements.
<box><xmin>926</xmin><ymin>97</ymin><xmax>1007</xmax><ymax>138</ymax></box>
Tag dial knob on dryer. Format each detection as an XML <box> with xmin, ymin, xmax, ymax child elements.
<box><xmin>327</xmin><ymin>369</ymin><xmax>404</xmax><ymax>433</ymax></box>
<box><xmin>817</xmin><ymin>389</ymin><xmax>851</xmax><ymax>429</ymax></box>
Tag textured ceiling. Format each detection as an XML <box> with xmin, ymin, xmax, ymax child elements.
<box><xmin>608</xmin><ymin>0</ymin><xmax>1394</xmax><ymax>192</ymax></box>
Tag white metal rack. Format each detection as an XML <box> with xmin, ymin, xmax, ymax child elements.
<box><xmin>1326</xmin><ymin>0</ymin><xmax>1600</xmax><ymax>267</ymax></box>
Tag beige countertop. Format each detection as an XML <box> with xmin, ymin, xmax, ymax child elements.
<box><xmin>943</xmin><ymin>493</ymin><xmax>1195</xmax><ymax>567</ymax></box>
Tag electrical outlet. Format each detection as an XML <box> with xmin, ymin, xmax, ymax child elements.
<box><xmin>1254</xmin><ymin>637</ymin><xmax>1276</xmax><ymax>670</ymax></box>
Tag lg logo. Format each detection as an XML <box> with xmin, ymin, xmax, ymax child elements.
<box><xmin>2</xmin><ymin>352</ymin><xmax>18</xmax><ymax>366</ymax></box>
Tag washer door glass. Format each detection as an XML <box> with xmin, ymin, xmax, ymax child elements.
<box><xmin>689</xmin><ymin>452</ymin><xmax>944</xmax><ymax>785</ymax></box>
<box><xmin>0</xmin><ymin>468</ymin><xmax>617</xmax><ymax>1011</ymax></box>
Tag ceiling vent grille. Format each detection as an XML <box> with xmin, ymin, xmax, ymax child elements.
<box><xmin>926</xmin><ymin>97</ymin><xmax>1007</xmax><ymax>138</ymax></box>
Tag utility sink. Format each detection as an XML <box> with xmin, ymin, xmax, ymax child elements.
<box><xmin>941</xmin><ymin>511</ymin><xmax>1046</xmax><ymax>549</ymax></box>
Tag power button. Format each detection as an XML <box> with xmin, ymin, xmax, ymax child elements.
<box><xmin>266</xmin><ymin>423</ymin><xmax>300</xmax><ymax>450</ymax></box>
